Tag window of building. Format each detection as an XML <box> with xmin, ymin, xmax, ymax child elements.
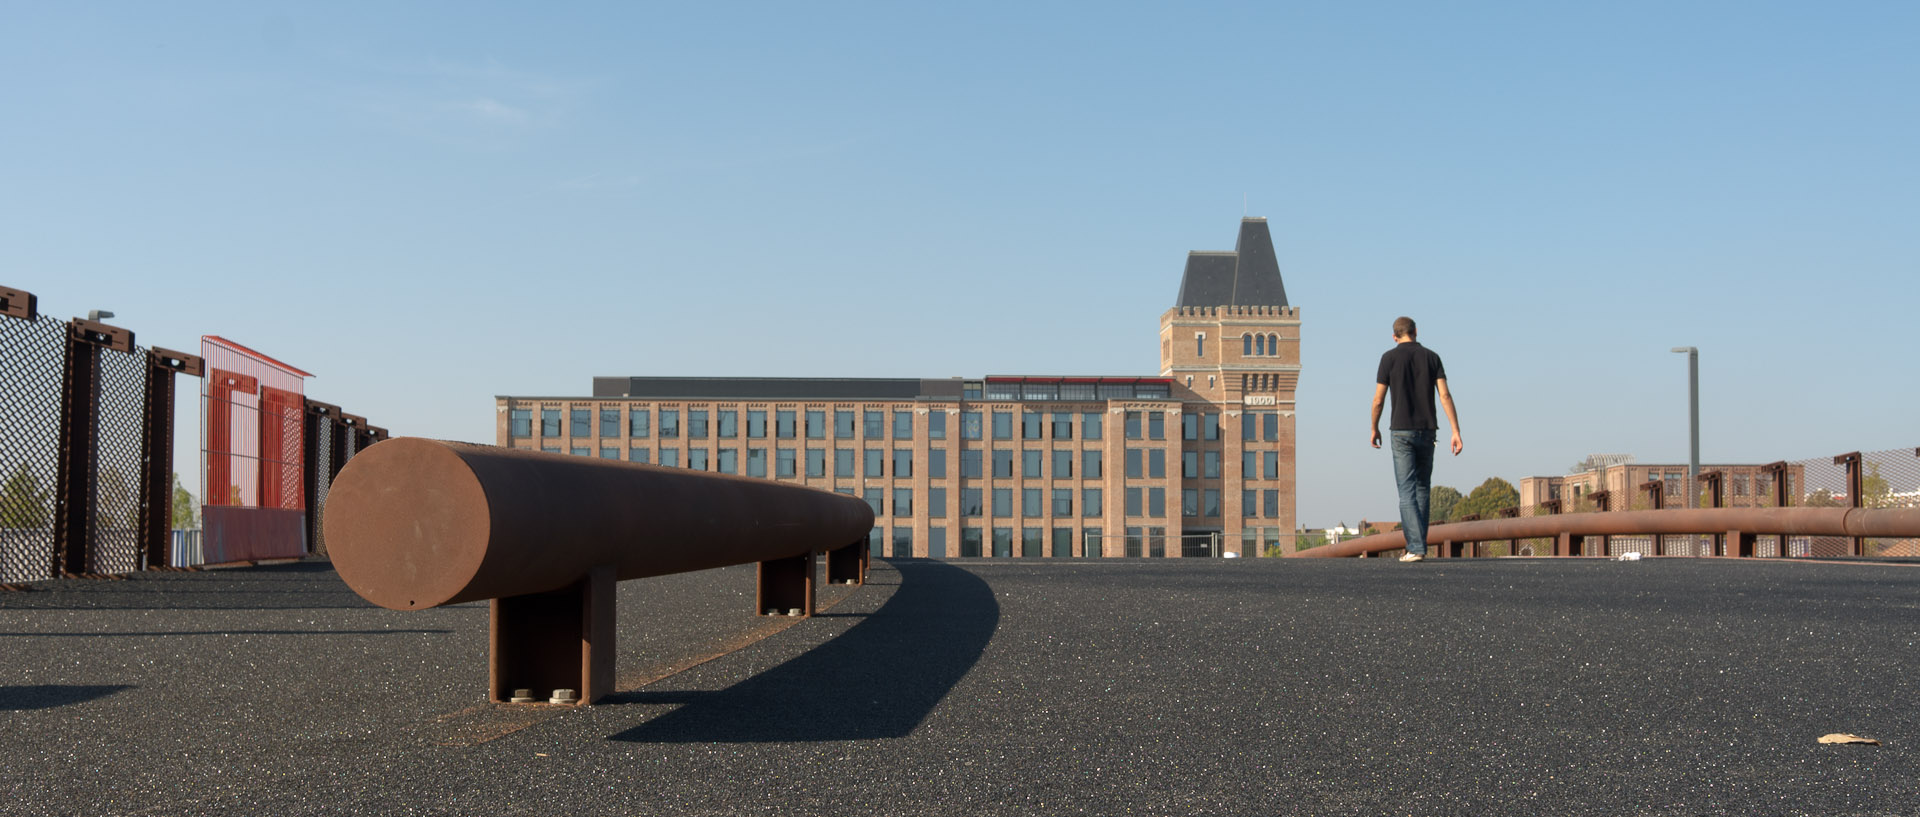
<box><xmin>1263</xmin><ymin>489</ymin><xmax>1279</xmax><ymax>517</ymax></box>
<box><xmin>1148</xmin><ymin>450</ymin><xmax>1165</xmax><ymax>479</ymax></box>
<box><xmin>659</xmin><ymin>410</ymin><xmax>680</xmax><ymax>439</ymax></box>
<box><xmin>1126</xmin><ymin>449</ymin><xmax>1143</xmax><ymax>479</ymax></box>
<box><xmin>834</xmin><ymin>449</ymin><xmax>855</xmax><ymax>478</ymax></box>
<box><xmin>1148</xmin><ymin>488</ymin><xmax>1165</xmax><ymax>518</ymax></box>
<box><xmin>1084</xmin><ymin>488</ymin><xmax>1103</xmax><ymax>516</ymax></box>
<box><xmin>1052</xmin><ymin>488</ymin><xmax>1072</xmax><ymax>517</ymax></box>
<box><xmin>963</xmin><ymin>382</ymin><xmax>983</xmax><ymax>400</ymax></box>
<box><xmin>571</xmin><ymin>446</ymin><xmax>590</xmax><ymax>457</ymax></box>
<box><xmin>893</xmin><ymin>449</ymin><xmax>913</xmax><ymax>478</ymax></box>
<box><xmin>961</xmin><ymin>450</ymin><xmax>983</xmax><ymax>478</ymax></box>
<box><xmin>1084</xmin><ymin>450</ymin><xmax>1103</xmax><ymax>479</ymax></box>
<box><xmin>776</xmin><ymin>409</ymin><xmax>795</xmax><ymax>439</ymax></box>
<box><xmin>986</xmin><ymin>381</ymin><xmax>1019</xmax><ymax>401</ymax></box>
<box><xmin>631</xmin><ymin>408</ymin><xmax>651</xmax><ymax>438</ymax></box>
<box><xmin>929</xmin><ymin>487</ymin><xmax>947</xmax><ymax>518</ymax></box>
<box><xmin>960</xmin><ymin>527</ymin><xmax>983</xmax><ymax>557</ymax></box>
<box><xmin>1060</xmin><ymin>382</ymin><xmax>1097</xmax><ymax>401</ymax></box>
<box><xmin>993</xmin><ymin>411</ymin><xmax>1013</xmax><ymax>440</ymax></box>
<box><xmin>1051</xmin><ymin>413</ymin><xmax>1073</xmax><ymax>439</ymax></box>
<box><xmin>1148</xmin><ymin>413</ymin><xmax>1164</xmax><ymax>440</ymax></box>
<box><xmin>1243</xmin><ymin>334</ymin><xmax>1253</xmax><ymax>356</ymax></box>
<box><xmin>1083</xmin><ymin>412</ymin><xmax>1103</xmax><ymax>440</ymax></box>
<box><xmin>892</xmin><ymin>527</ymin><xmax>913</xmax><ymax>558</ymax></box>
<box><xmin>993</xmin><ymin>488</ymin><xmax>1013</xmax><ymax>518</ymax></box>
<box><xmin>1182</xmin><ymin>451</ymin><xmax>1198</xmax><ymax>478</ymax></box>
<box><xmin>541</xmin><ymin>409</ymin><xmax>562</xmax><ymax>437</ymax></box>
<box><xmin>659</xmin><ymin>448</ymin><xmax>679</xmax><ymax>468</ymax></box>
<box><xmin>869</xmin><ymin>526</ymin><xmax>883</xmax><ymax>556</ymax></box>
<box><xmin>1204</xmin><ymin>451</ymin><xmax>1220</xmax><ymax>479</ymax></box>
<box><xmin>1196</xmin><ymin>332</ymin><xmax>1206</xmax><ymax>358</ymax></box>
<box><xmin>806</xmin><ymin>410</ymin><xmax>825</xmax><ymax>439</ymax></box>
<box><xmin>993</xmin><ymin>450</ymin><xmax>1014</xmax><ymax>478</ymax></box>
<box><xmin>1052</xmin><ymin>527</ymin><xmax>1073</xmax><ymax>558</ymax></box>
<box><xmin>1264</xmin><ymin>451</ymin><xmax>1279</xmax><ymax>480</ymax></box>
<box><xmin>929</xmin><ymin>448</ymin><xmax>947</xmax><ymax>478</ymax></box>
<box><xmin>1125</xmin><ymin>411</ymin><xmax>1142</xmax><ymax>440</ymax></box>
<box><xmin>806</xmin><ymin>449</ymin><xmax>826</xmax><ymax>478</ymax></box>
<box><xmin>1203</xmin><ymin>413</ymin><xmax>1219</xmax><ymax>441</ymax></box>
<box><xmin>717</xmin><ymin>410</ymin><xmax>737</xmax><ymax>438</ymax></box>
<box><xmin>1203</xmin><ymin>489</ymin><xmax>1220</xmax><ymax>517</ymax></box>
<box><xmin>864</xmin><ymin>410</ymin><xmax>884</xmax><ymax>439</ymax></box>
<box><xmin>1085</xmin><ymin>527</ymin><xmax>1103</xmax><ymax>557</ymax></box>
<box><xmin>893</xmin><ymin>488</ymin><xmax>912</xmax><ymax>517</ymax></box>
<box><xmin>1022</xmin><ymin>527</ymin><xmax>1044</xmax><ymax>558</ymax></box>
<box><xmin>1022</xmin><ymin>412</ymin><xmax>1042</xmax><ymax>440</ymax></box>
<box><xmin>776</xmin><ymin>448</ymin><xmax>795</xmax><ymax>478</ymax></box>
<box><xmin>894</xmin><ymin>410</ymin><xmax>912</xmax><ymax>440</ymax></box>
<box><xmin>1243</xmin><ymin>489</ymin><xmax>1257</xmax><ymax>517</ymax></box>
<box><xmin>864</xmin><ymin>448</ymin><xmax>884</xmax><ymax>478</ymax></box>
<box><xmin>1148</xmin><ymin>526</ymin><xmax>1166</xmax><ymax>557</ymax></box>
<box><xmin>570</xmin><ymin>408</ymin><xmax>591</xmax><ymax>437</ymax></box>
<box><xmin>1243</xmin><ymin>451</ymin><xmax>1258</xmax><ymax>479</ymax></box>
<box><xmin>1023</xmin><ymin>382</ymin><xmax>1058</xmax><ymax>400</ymax></box>
<box><xmin>688</xmin><ymin>410</ymin><xmax>709</xmax><ymax>439</ymax></box>
<box><xmin>929</xmin><ymin>411</ymin><xmax>947</xmax><ymax>439</ymax></box>
<box><xmin>1182</xmin><ymin>489</ymin><xmax>1199</xmax><ymax>517</ymax></box>
<box><xmin>1125</xmin><ymin>487</ymin><xmax>1142</xmax><ymax>516</ymax></box>
<box><xmin>600</xmin><ymin>447</ymin><xmax>619</xmax><ymax>459</ymax></box>
<box><xmin>1264</xmin><ymin>412</ymin><xmax>1280</xmax><ymax>442</ymax></box>
<box><xmin>961</xmin><ymin>411</ymin><xmax>982</xmax><ymax>440</ymax></box>
<box><xmin>1053</xmin><ymin>449</ymin><xmax>1073</xmax><ymax>479</ymax></box>
<box><xmin>1183</xmin><ymin>414</ymin><xmax>1199</xmax><ymax>441</ymax></box>
<box><xmin>1256</xmin><ymin>334</ymin><xmax>1266</xmax><ymax>356</ymax></box>
<box><xmin>510</xmin><ymin>409</ymin><xmax>531</xmax><ymax>438</ymax></box>
<box><xmin>748</xmin><ymin>410</ymin><xmax>767</xmax><ymax>439</ymax></box>
<box><xmin>835</xmin><ymin>410</ymin><xmax>855</xmax><ymax>438</ymax></box>
<box><xmin>747</xmin><ymin>448</ymin><xmax>766</xmax><ymax>477</ymax></box>
<box><xmin>688</xmin><ymin>449</ymin><xmax>708</xmax><ymax>471</ymax></box>
<box><xmin>630</xmin><ymin>447</ymin><xmax>651</xmax><ymax>465</ymax></box>
<box><xmin>1022</xmin><ymin>450</ymin><xmax>1043</xmax><ymax>478</ymax></box>
<box><xmin>717</xmin><ymin>448</ymin><xmax>737</xmax><ymax>474</ymax></box>
<box><xmin>1242</xmin><ymin>414</ymin><xmax>1257</xmax><ymax>441</ymax></box>
<box><xmin>993</xmin><ymin>528</ymin><xmax>1014</xmax><ymax>558</ymax></box>
<box><xmin>929</xmin><ymin>525</ymin><xmax>947</xmax><ymax>558</ymax></box>
<box><xmin>1023</xmin><ymin>488</ymin><xmax>1042</xmax><ymax>517</ymax></box>
<box><xmin>598</xmin><ymin>409</ymin><xmax>620</xmax><ymax>438</ymax></box>
<box><xmin>1125</xmin><ymin>526</ymin><xmax>1143</xmax><ymax>557</ymax></box>
<box><xmin>863</xmin><ymin>488</ymin><xmax>883</xmax><ymax>516</ymax></box>
<box><xmin>542</xmin><ymin>446</ymin><xmax>561</xmax><ymax>453</ymax></box>
<box><xmin>961</xmin><ymin>488</ymin><xmax>983</xmax><ymax>517</ymax></box>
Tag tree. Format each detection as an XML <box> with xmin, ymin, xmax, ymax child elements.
<box><xmin>171</xmin><ymin>473</ymin><xmax>198</xmax><ymax>529</ymax></box>
<box><xmin>1</xmin><ymin>467</ymin><xmax>51</xmax><ymax>528</ymax></box>
<box><xmin>1454</xmin><ymin>477</ymin><xmax>1520</xmax><ymax>520</ymax></box>
<box><xmin>1430</xmin><ymin>485</ymin><xmax>1462</xmax><ymax>522</ymax></box>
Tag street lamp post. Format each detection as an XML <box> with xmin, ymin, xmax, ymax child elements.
<box><xmin>1671</xmin><ymin>347</ymin><xmax>1699</xmax><ymax>508</ymax></box>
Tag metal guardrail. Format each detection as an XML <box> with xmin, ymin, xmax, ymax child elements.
<box><xmin>324</xmin><ymin>438</ymin><xmax>876</xmax><ymax>705</ymax></box>
<box><xmin>1291</xmin><ymin>507</ymin><xmax>1920</xmax><ymax>559</ymax></box>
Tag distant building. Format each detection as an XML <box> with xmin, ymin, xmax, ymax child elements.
<box><xmin>1518</xmin><ymin>459</ymin><xmax>1803</xmax><ymax>511</ymax></box>
<box><xmin>494</xmin><ymin>218</ymin><xmax>1302</xmax><ymax>557</ymax></box>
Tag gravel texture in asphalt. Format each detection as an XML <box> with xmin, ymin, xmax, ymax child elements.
<box><xmin>3</xmin><ymin>556</ymin><xmax>1918</xmax><ymax>816</ymax></box>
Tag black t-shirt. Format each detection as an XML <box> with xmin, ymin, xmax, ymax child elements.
<box><xmin>1376</xmin><ymin>341</ymin><xmax>1447</xmax><ymax>430</ymax></box>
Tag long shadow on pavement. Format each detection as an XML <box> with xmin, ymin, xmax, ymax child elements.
<box><xmin>0</xmin><ymin>684</ymin><xmax>133</xmax><ymax>711</ymax></box>
<box><xmin>608</xmin><ymin>559</ymin><xmax>997</xmax><ymax>743</ymax></box>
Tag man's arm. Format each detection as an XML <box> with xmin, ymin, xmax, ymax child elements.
<box><xmin>1369</xmin><ymin>383</ymin><xmax>1387</xmax><ymax>448</ymax></box>
<box><xmin>1436</xmin><ymin>378</ymin><xmax>1463</xmax><ymax>455</ymax></box>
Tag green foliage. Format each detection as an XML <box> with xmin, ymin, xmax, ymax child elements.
<box><xmin>1430</xmin><ymin>485</ymin><xmax>1462</xmax><ymax>522</ymax></box>
<box><xmin>1454</xmin><ymin>477</ymin><xmax>1520</xmax><ymax>520</ymax></box>
<box><xmin>171</xmin><ymin>473</ymin><xmax>198</xmax><ymax>529</ymax></box>
<box><xmin>1</xmin><ymin>467</ymin><xmax>51</xmax><ymax>528</ymax></box>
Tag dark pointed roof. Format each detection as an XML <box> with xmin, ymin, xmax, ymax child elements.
<box><xmin>1172</xmin><ymin>218</ymin><xmax>1290</xmax><ymax>308</ymax></box>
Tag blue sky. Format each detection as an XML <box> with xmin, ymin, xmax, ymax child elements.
<box><xmin>6</xmin><ymin>2</ymin><xmax>1916</xmax><ymax>526</ymax></box>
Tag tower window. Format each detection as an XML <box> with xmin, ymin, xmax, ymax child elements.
<box><xmin>1242</xmin><ymin>334</ymin><xmax>1252</xmax><ymax>356</ymax></box>
<box><xmin>1255</xmin><ymin>334</ymin><xmax>1266</xmax><ymax>356</ymax></box>
<box><xmin>1196</xmin><ymin>332</ymin><xmax>1206</xmax><ymax>358</ymax></box>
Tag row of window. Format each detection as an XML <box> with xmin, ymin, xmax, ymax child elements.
<box><xmin>1243</xmin><ymin>333</ymin><xmax>1286</xmax><ymax>357</ymax></box>
<box><xmin>870</xmin><ymin>525</ymin><xmax>1297</xmax><ymax>558</ymax></box>
<box><xmin>511</xmin><ymin>406</ymin><xmax>1290</xmax><ymax>445</ymax></box>
<box><xmin>971</xmin><ymin>382</ymin><xmax>1173</xmax><ymax>402</ymax></box>
<box><xmin>548</xmin><ymin>444</ymin><xmax>1286</xmax><ymax>483</ymax></box>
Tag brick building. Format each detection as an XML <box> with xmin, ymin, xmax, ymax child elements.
<box><xmin>1518</xmin><ymin>458</ymin><xmax>1802</xmax><ymax>511</ymax></box>
<box><xmin>495</xmin><ymin>218</ymin><xmax>1300</xmax><ymax>558</ymax></box>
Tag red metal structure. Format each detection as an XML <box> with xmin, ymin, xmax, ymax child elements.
<box><xmin>325</xmin><ymin>439</ymin><xmax>874</xmax><ymax>705</ymax></box>
<box><xmin>1291</xmin><ymin>507</ymin><xmax>1920</xmax><ymax>559</ymax></box>
<box><xmin>199</xmin><ymin>336</ymin><xmax>313</xmax><ymax>564</ymax></box>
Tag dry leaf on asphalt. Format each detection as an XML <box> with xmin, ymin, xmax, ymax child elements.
<box><xmin>1817</xmin><ymin>733</ymin><xmax>1880</xmax><ymax>745</ymax></box>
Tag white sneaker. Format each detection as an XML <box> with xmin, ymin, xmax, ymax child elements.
<box><xmin>1399</xmin><ymin>553</ymin><xmax>1424</xmax><ymax>563</ymax></box>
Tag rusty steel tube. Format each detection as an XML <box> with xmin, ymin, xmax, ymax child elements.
<box><xmin>1290</xmin><ymin>507</ymin><xmax>1920</xmax><ymax>558</ymax></box>
<box><xmin>324</xmin><ymin>438</ymin><xmax>875</xmax><ymax>609</ymax></box>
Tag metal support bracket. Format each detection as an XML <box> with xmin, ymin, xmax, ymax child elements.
<box><xmin>490</xmin><ymin>565</ymin><xmax>616</xmax><ymax>706</ymax></box>
<box><xmin>825</xmin><ymin>539</ymin><xmax>868</xmax><ymax>586</ymax></box>
<box><xmin>757</xmin><ymin>551</ymin><xmax>816</xmax><ymax>617</ymax></box>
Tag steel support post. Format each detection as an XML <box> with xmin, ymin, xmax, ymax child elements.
<box><xmin>55</xmin><ymin>319</ymin><xmax>132</xmax><ymax>576</ymax></box>
<box><xmin>490</xmin><ymin>565</ymin><xmax>616</xmax><ymax>705</ymax></box>
<box><xmin>1836</xmin><ymin>452</ymin><xmax>1864</xmax><ymax>556</ymax></box>
<box><xmin>140</xmin><ymin>348</ymin><xmax>203</xmax><ymax>570</ymax></box>
<box><xmin>825</xmin><ymin>539</ymin><xmax>868</xmax><ymax>586</ymax></box>
<box><xmin>758</xmin><ymin>551</ymin><xmax>816</xmax><ymax>617</ymax></box>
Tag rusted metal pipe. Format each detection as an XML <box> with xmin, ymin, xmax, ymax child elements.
<box><xmin>324</xmin><ymin>438</ymin><xmax>875</xmax><ymax>704</ymax></box>
<box><xmin>1289</xmin><ymin>507</ymin><xmax>1920</xmax><ymax>559</ymax></box>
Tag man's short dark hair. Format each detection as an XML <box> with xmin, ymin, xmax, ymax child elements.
<box><xmin>1392</xmin><ymin>316</ymin><xmax>1417</xmax><ymax>339</ymax></box>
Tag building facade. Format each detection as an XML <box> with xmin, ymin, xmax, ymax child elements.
<box><xmin>495</xmin><ymin>218</ymin><xmax>1300</xmax><ymax>558</ymax></box>
<box><xmin>1518</xmin><ymin>459</ymin><xmax>1802</xmax><ymax>511</ymax></box>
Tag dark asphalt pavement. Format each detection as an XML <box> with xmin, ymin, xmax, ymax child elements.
<box><xmin>3</xmin><ymin>557</ymin><xmax>1918</xmax><ymax>816</ymax></box>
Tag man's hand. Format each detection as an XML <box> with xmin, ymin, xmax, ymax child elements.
<box><xmin>1450</xmin><ymin>431</ymin><xmax>1463</xmax><ymax>456</ymax></box>
<box><xmin>1370</xmin><ymin>428</ymin><xmax>1382</xmax><ymax>449</ymax></box>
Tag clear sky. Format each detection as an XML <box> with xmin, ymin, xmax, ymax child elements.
<box><xmin>6</xmin><ymin>2</ymin><xmax>1916</xmax><ymax>527</ymax></box>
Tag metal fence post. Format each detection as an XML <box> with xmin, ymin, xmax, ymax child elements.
<box><xmin>1761</xmin><ymin>461</ymin><xmax>1791</xmax><ymax>556</ymax></box>
<box><xmin>1640</xmin><ymin>480</ymin><xmax>1665</xmax><ymax>555</ymax></box>
<box><xmin>1699</xmin><ymin>471</ymin><xmax>1724</xmax><ymax>555</ymax></box>
<box><xmin>55</xmin><ymin>318</ymin><xmax>134</xmax><ymax>576</ymax></box>
<box><xmin>140</xmin><ymin>348</ymin><xmax>204</xmax><ymax>570</ymax></box>
<box><xmin>1835</xmin><ymin>452</ymin><xmax>1863</xmax><ymax>556</ymax></box>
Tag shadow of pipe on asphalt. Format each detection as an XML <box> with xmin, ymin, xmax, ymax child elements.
<box><xmin>606</xmin><ymin>558</ymin><xmax>998</xmax><ymax>743</ymax></box>
<box><xmin>0</xmin><ymin>684</ymin><xmax>134</xmax><ymax>711</ymax></box>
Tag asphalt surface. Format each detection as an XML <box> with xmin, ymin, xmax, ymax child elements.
<box><xmin>3</xmin><ymin>556</ymin><xmax>1919</xmax><ymax>816</ymax></box>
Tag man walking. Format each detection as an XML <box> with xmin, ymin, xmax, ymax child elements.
<box><xmin>1370</xmin><ymin>316</ymin><xmax>1463</xmax><ymax>562</ymax></box>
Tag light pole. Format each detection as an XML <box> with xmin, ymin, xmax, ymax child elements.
<box><xmin>1671</xmin><ymin>347</ymin><xmax>1698</xmax><ymax>508</ymax></box>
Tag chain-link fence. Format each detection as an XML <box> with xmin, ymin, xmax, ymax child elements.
<box><xmin>86</xmin><ymin>338</ymin><xmax>149</xmax><ymax>574</ymax></box>
<box><xmin>0</xmin><ymin>303</ymin><xmax>66</xmax><ymax>584</ymax></box>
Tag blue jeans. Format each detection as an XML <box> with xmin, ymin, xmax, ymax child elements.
<box><xmin>1391</xmin><ymin>430</ymin><xmax>1436</xmax><ymax>556</ymax></box>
